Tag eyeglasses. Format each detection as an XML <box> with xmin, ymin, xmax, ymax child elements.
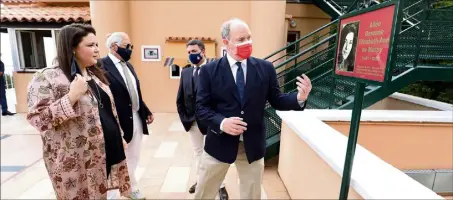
<box><xmin>116</xmin><ymin>43</ymin><xmax>134</xmax><ymax>50</ymax></box>
<box><xmin>126</xmin><ymin>44</ymin><xmax>134</xmax><ymax>50</ymax></box>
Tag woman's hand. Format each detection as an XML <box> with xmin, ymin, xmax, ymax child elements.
<box><xmin>68</xmin><ymin>74</ymin><xmax>88</xmax><ymax>105</ymax></box>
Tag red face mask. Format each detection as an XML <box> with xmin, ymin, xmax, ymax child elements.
<box><xmin>234</xmin><ymin>41</ymin><xmax>253</xmax><ymax>59</ymax></box>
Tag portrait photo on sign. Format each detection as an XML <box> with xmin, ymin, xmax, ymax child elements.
<box><xmin>337</xmin><ymin>21</ymin><xmax>360</xmax><ymax>72</ymax></box>
<box><xmin>141</xmin><ymin>45</ymin><xmax>161</xmax><ymax>61</ymax></box>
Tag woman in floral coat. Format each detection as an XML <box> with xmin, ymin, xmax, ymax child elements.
<box><xmin>26</xmin><ymin>24</ymin><xmax>131</xmax><ymax>199</ymax></box>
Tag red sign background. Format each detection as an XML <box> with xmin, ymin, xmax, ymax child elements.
<box><xmin>335</xmin><ymin>5</ymin><xmax>395</xmax><ymax>82</ymax></box>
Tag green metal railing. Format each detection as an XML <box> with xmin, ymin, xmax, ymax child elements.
<box><xmin>262</xmin><ymin>19</ymin><xmax>340</xmax><ymax>141</ymax></box>
<box><xmin>263</xmin><ymin>0</ymin><xmax>453</xmax><ymax>152</ymax></box>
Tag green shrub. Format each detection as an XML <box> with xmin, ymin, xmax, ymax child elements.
<box><xmin>399</xmin><ymin>81</ymin><xmax>453</xmax><ymax>104</ymax></box>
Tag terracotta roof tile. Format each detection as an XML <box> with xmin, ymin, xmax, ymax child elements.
<box><xmin>1</xmin><ymin>0</ymin><xmax>36</xmax><ymax>3</ymax></box>
<box><xmin>166</xmin><ymin>36</ymin><xmax>216</xmax><ymax>42</ymax></box>
<box><xmin>1</xmin><ymin>3</ymin><xmax>90</xmax><ymax>23</ymax></box>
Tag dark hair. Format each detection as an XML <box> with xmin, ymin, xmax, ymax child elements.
<box><xmin>186</xmin><ymin>39</ymin><xmax>205</xmax><ymax>51</ymax></box>
<box><xmin>56</xmin><ymin>23</ymin><xmax>108</xmax><ymax>84</ymax></box>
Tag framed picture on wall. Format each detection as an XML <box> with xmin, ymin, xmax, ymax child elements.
<box><xmin>141</xmin><ymin>45</ymin><xmax>161</xmax><ymax>61</ymax></box>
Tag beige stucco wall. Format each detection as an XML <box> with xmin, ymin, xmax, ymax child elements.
<box><xmin>285</xmin><ymin>3</ymin><xmax>331</xmax><ymax>64</ymax></box>
<box><xmin>326</xmin><ymin>121</ymin><xmax>453</xmax><ymax>169</ymax></box>
<box><xmin>286</xmin><ymin>3</ymin><xmax>331</xmax><ymax>35</ymax></box>
<box><xmin>11</xmin><ymin>2</ymin><xmax>334</xmax><ymax>113</ymax></box>
<box><xmin>278</xmin><ymin>122</ymin><xmax>363</xmax><ymax>199</ymax></box>
<box><xmin>367</xmin><ymin>97</ymin><xmax>440</xmax><ymax>110</ymax></box>
<box><xmin>87</xmin><ymin>1</ymin><xmax>333</xmax><ymax>113</ymax></box>
<box><xmin>89</xmin><ymin>0</ymin><xmax>130</xmax><ymax>57</ymax></box>
<box><xmin>12</xmin><ymin>72</ymin><xmax>34</xmax><ymax>113</ymax></box>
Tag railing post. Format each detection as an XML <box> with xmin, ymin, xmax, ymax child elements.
<box><xmin>328</xmin><ymin>77</ymin><xmax>336</xmax><ymax>109</ymax></box>
<box><xmin>295</xmin><ymin>41</ymin><xmax>299</xmax><ymax>67</ymax></box>
<box><xmin>412</xmin><ymin>0</ymin><xmax>428</xmax><ymax>68</ymax></box>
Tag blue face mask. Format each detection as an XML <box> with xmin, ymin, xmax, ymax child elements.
<box><xmin>189</xmin><ymin>53</ymin><xmax>203</xmax><ymax>65</ymax></box>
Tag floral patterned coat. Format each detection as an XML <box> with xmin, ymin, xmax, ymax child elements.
<box><xmin>26</xmin><ymin>66</ymin><xmax>131</xmax><ymax>200</ymax></box>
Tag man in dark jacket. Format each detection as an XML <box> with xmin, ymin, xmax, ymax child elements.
<box><xmin>102</xmin><ymin>32</ymin><xmax>153</xmax><ymax>200</ymax></box>
<box><xmin>176</xmin><ymin>39</ymin><xmax>228</xmax><ymax>200</ymax></box>
<box><xmin>194</xmin><ymin>18</ymin><xmax>312</xmax><ymax>199</ymax></box>
<box><xmin>0</xmin><ymin>54</ymin><xmax>15</xmax><ymax>116</ymax></box>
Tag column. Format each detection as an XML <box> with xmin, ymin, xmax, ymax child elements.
<box><xmin>89</xmin><ymin>1</ymin><xmax>130</xmax><ymax>57</ymax></box>
<box><xmin>250</xmin><ymin>1</ymin><xmax>287</xmax><ymax>60</ymax></box>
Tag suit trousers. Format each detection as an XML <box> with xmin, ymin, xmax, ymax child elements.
<box><xmin>125</xmin><ymin>112</ymin><xmax>143</xmax><ymax>191</ymax></box>
<box><xmin>0</xmin><ymin>81</ymin><xmax>7</xmax><ymax>112</ymax></box>
<box><xmin>194</xmin><ymin>142</ymin><xmax>264</xmax><ymax>199</ymax></box>
<box><xmin>106</xmin><ymin>112</ymin><xmax>143</xmax><ymax>198</ymax></box>
<box><xmin>188</xmin><ymin>122</ymin><xmax>225</xmax><ymax>188</ymax></box>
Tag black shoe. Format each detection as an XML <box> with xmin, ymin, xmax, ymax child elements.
<box><xmin>219</xmin><ymin>187</ymin><xmax>229</xmax><ymax>200</ymax></box>
<box><xmin>189</xmin><ymin>182</ymin><xmax>197</xmax><ymax>194</ymax></box>
<box><xmin>1</xmin><ymin>111</ymin><xmax>15</xmax><ymax>116</ymax></box>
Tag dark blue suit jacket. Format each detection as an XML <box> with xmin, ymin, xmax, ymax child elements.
<box><xmin>176</xmin><ymin>66</ymin><xmax>208</xmax><ymax>135</ymax></box>
<box><xmin>196</xmin><ymin>56</ymin><xmax>305</xmax><ymax>164</ymax></box>
<box><xmin>101</xmin><ymin>56</ymin><xmax>152</xmax><ymax>143</ymax></box>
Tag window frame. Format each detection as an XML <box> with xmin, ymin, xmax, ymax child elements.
<box><xmin>8</xmin><ymin>28</ymin><xmax>60</xmax><ymax>72</ymax></box>
<box><xmin>287</xmin><ymin>31</ymin><xmax>301</xmax><ymax>56</ymax></box>
<box><xmin>169</xmin><ymin>64</ymin><xmax>182</xmax><ymax>79</ymax></box>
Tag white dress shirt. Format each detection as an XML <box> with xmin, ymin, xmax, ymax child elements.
<box><xmin>220</xmin><ymin>53</ymin><xmax>248</xmax><ymax>141</ymax></box>
<box><xmin>108</xmin><ymin>53</ymin><xmax>140</xmax><ymax>112</ymax></box>
<box><xmin>193</xmin><ymin>59</ymin><xmax>207</xmax><ymax>76</ymax></box>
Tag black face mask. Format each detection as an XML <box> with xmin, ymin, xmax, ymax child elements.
<box><xmin>116</xmin><ymin>46</ymin><xmax>132</xmax><ymax>62</ymax></box>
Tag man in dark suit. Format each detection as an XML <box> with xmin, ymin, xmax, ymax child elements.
<box><xmin>0</xmin><ymin>54</ymin><xmax>16</xmax><ymax>116</ymax></box>
<box><xmin>176</xmin><ymin>39</ymin><xmax>228</xmax><ymax>200</ymax></box>
<box><xmin>194</xmin><ymin>18</ymin><xmax>312</xmax><ymax>199</ymax></box>
<box><xmin>101</xmin><ymin>32</ymin><xmax>153</xmax><ymax>200</ymax></box>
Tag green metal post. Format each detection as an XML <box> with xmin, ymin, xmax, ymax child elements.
<box><xmin>338</xmin><ymin>82</ymin><xmax>366</xmax><ymax>200</ymax></box>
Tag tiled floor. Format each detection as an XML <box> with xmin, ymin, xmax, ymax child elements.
<box><xmin>1</xmin><ymin>111</ymin><xmax>290</xmax><ymax>199</ymax></box>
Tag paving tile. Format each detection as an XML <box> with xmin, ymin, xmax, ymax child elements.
<box><xmin>139</xmin><ymin>177</ymin><xmax>165</xmax><ymax>189</ymax></box>
<box><xmin>1</xmin><ymin>165</ymin><xmax>26</xmax><ymax>172</ymax></box>
<box><xmin>1</xmin><ymin>134</ymin><xmax>43</xmax><ymax>166</ymax></box>
<box><xmin>107</xmin><ymin>189</ymin><xmax>120</xmax><ymax>199</ymax></box>
<box><xmin>1</xmin><ymin>112</ymin><xmax>288</xmax><ymax>199</ymax></box>
<box><xmin>160</xmin><ymin>167</ymin><xmax>191</xmax><ymax>193</ymax></box>
<box><xmin>0</xmin><ymin>113</ymin><xmax>38</xmax><ymax>135</ymax></box>
<box><xmin>0</xmin><ymin>172</ymin><xmax>15</xmax><ymax>182</ymax></box>
<box><xmin>141</xmin><ymin>186</ymin><xmax>162</xmax><ymax>199</ymax></box>
<box><xmin>141</xmin><ymin>159</ymin><xmax>172</xmax><ymax>180</ymax></box>
<box><xmin>1</xmin><ymin>162</ymin><xmax>49</xmax><ymax>199</ymax></box>
<box><xmin>265</xmin><ymin>190</ymin><xmax>290</xmax><ymax>199</ymax></box>
<box><xmin>158</xmin><ymin>192</ymin><xmax>188</xmax><ymax>199</ymax></box>
<box><xmin>168</xmin><ymin>121</ymin><xmax>185</xmax><ymax>132</ymax></box>
<box><xmin>154</xmin><ymin>141</ymin><xmax>178</xmax><ymax>158</ymax></box>
<box><xmin>44</xmin><ymin>192</ymin><xmax>57</xmax><ymax>199</ymax></box>
<box><xmin>135</xmin><ymin>166</ymin><xmax>146</xmax><ymax>182</ymax></box>
<box><xmin>18</xmin><ymin>178</ymin><xmax>53</xmax><ymax>199</ymax></box>
<box><xmin>0</xmin><ymin>134</ymin><xmax>11</xmax><ymax>140</ymax></box>
<box><xmin>261</xmin><ymin>185</ymin><xmax>268</xmax><ymax>199</ymax></box>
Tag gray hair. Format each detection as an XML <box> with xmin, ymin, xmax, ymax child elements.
<box><xmin>220</xmin><ymin>18</ymin><xmax>249</xmax><ymax>40</ymax></box>
<box><xmin>105</xmin><ymin>32</ymin><xmax>126</xmax><ymax>50</ymax></box>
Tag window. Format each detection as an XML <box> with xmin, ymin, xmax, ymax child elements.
<box><xmin>15</xmin><ymin>29</ymin><xmax>58</xmax><ymax>70</ymax></box>
<box><xmin>287</xmin><ymin>31</ymin><xmax>300</xmax><ymax>56</ymax></box>
<box><xmin>170</xmin><ymin>64</ymin><xmax>181</xmax><ymax>78</ymax></box>
<box><xmin>164</xmin><ymin>39</ymin><xmax>216</xmax><ymax>79</ymax></box>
